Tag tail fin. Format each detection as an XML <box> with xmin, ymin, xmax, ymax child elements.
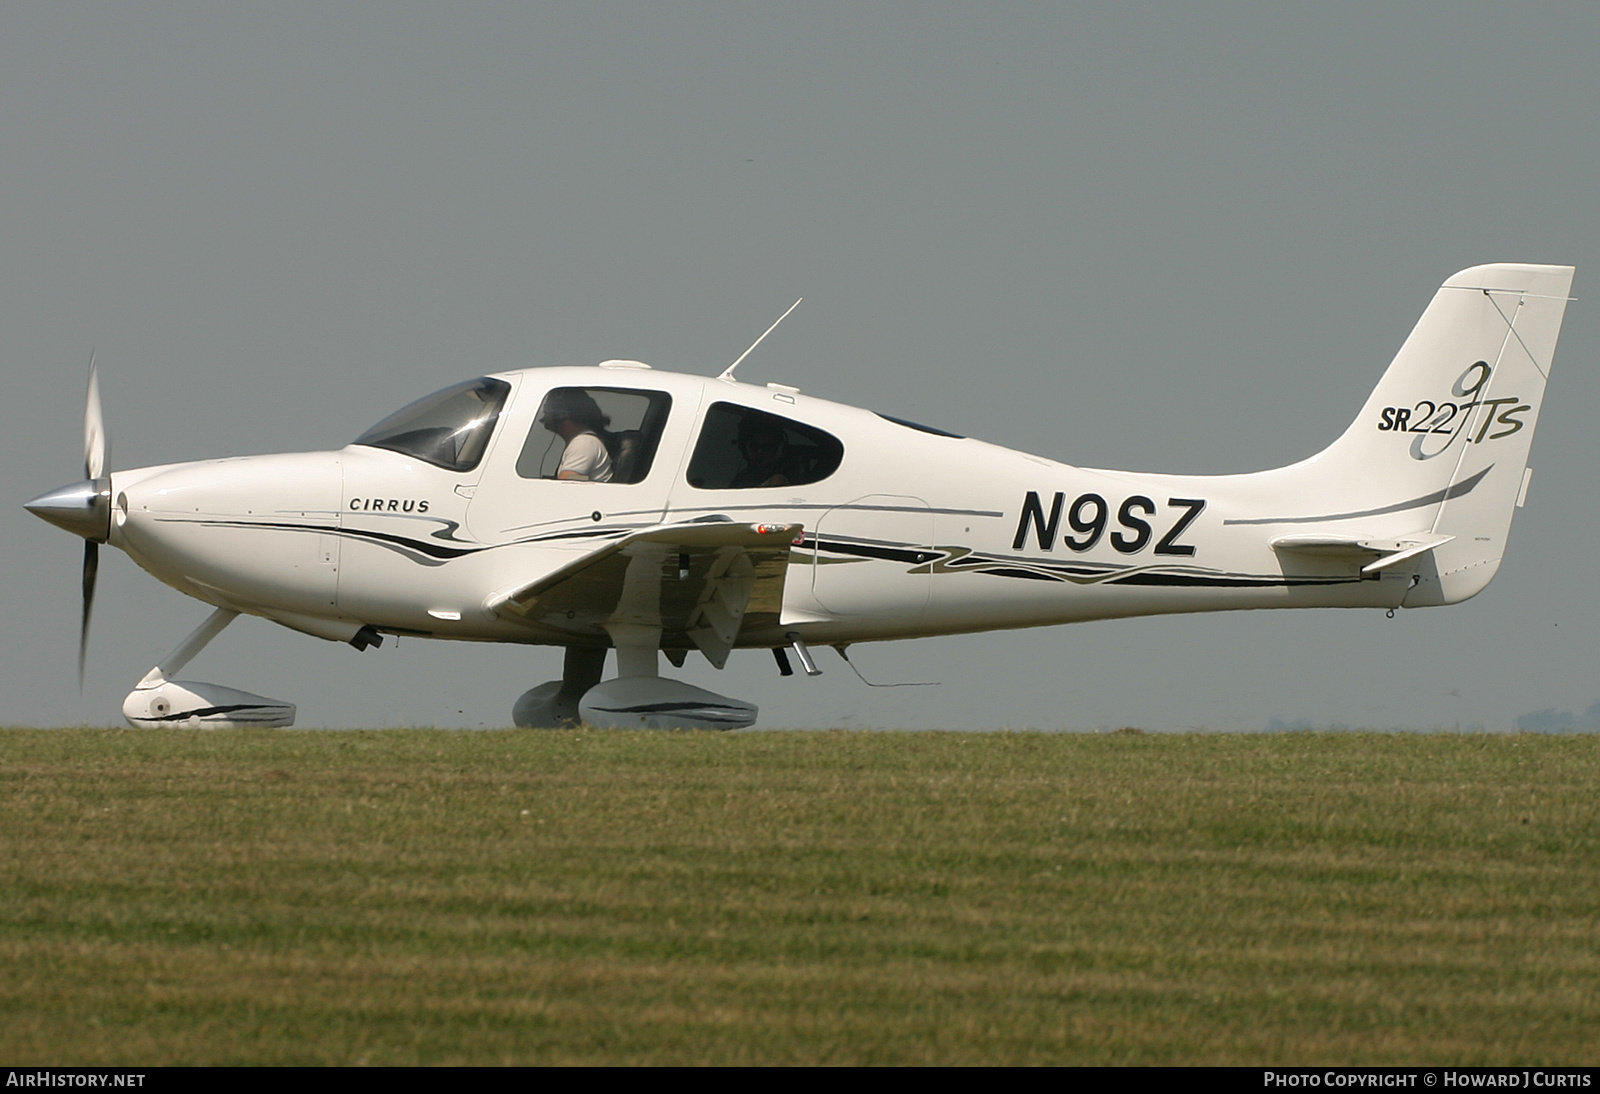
<box><xmin>1271</xmin><ymin>263</ymin><xmax>1574</xmax><ymax>605</ymax></box>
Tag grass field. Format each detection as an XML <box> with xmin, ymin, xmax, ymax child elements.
<box><xmin>2</xmin><ymin>728</ymin><xmax>1597</xmax><ymax>1065</ymax></box>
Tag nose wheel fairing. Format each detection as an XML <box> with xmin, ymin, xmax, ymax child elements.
<box><xmin>123</xmin><ymin>680</ymin><xmax>295</xmax><ymax>729</ymax></box>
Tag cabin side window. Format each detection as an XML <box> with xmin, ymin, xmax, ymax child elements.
<box><xmin>354</xmin><ymin>377</ymin><xmax>511</xmax><ymax>473</ymax></box>
<box><xmin>516</xmin><ymin>387</ymin><xmax>672</xmax><ymax>484</ymax></box>
<box><xmin>685</xmin><ymin>403</ymin><xmax>844</xmax><ymax>489</ymax></box>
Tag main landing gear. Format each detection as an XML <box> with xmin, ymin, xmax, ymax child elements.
<box><xmin>513</xmin><ymin>624</ymin><xmax>761</xmax><ymax>730</ymax></box>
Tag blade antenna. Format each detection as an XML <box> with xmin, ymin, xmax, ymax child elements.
<box><xmin>717</xmin><ymin>298</ymin><xmax>802</xmax><ymax>383</ymax></box>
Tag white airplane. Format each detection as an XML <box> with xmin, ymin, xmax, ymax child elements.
<box><xmin>26</xmin><ymin>263</ymin><xmax>1574</xmax><ymax>730</ymax></box>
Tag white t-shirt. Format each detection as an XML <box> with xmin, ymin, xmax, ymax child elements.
<box><xmin>558</xmin><ymin>431</ymin><xmax>613</xmax><ymax>482</ymax></box>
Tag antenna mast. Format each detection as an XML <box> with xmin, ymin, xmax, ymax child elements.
<box><xmin>717</xmin><ymin>298</ymin><xmax>802</xmax><ymax>383</ymax></box>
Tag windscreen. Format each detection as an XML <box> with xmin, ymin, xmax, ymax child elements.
<box><xmin>354</xmin><ymin>377</ymin><xmax>511</xmax><ymax>472</ymax></box>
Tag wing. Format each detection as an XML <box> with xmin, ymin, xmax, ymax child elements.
<box><xmin>489</xmin><ymin>519</ymin><xmax>802</xmax><ymax>668</ymax></box>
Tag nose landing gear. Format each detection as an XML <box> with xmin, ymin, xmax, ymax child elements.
<box><xmin>120</xmin><ymin>608</ymin><xmax>296</xmax><ymax>728</ymax></box>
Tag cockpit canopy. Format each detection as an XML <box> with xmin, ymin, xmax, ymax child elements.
<box><xmin>354</xmin><ymin>377</ymin><xmax>510</xmax><ymax>472</ymax></box>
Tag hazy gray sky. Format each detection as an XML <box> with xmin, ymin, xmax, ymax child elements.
<box><xmin>6</xmin><ymin>3</ymin><xmax>1597</xmax><ymax>730</ymax></box>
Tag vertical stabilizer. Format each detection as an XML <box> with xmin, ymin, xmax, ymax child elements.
<box><xmin>1284</xmin><ymin>263</ymin><xmax>1573</xmax><ymax>605</ymax></box>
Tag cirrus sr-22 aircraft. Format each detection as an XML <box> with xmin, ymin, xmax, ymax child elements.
<box><xmin>25</xmin><ymin>263</ymin><xmax>1574</xmax><ymax>730</ymax></box>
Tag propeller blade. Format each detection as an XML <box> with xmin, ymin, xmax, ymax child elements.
<box><xmin>79</xmin><ymin>540</ymin><xmax>98</xmax><ymax>689</ymax></box>
<box><xmin>84</xmin><ymin>352</ymin><xmax>106</xmax><ymax>481</ymax></box>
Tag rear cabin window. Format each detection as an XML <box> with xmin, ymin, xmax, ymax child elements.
<box><xmin>516</xmin><ymin>387</ymin><xmax>672</xmax><ymax>484</ymax></box>
<box><xmin>686</xmin><ymin>403</ymin><xmax>843</xmax><ymax>489</ymax></box>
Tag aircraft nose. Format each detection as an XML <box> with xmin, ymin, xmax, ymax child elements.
<box><xmin>24</xmin><ymin>479</ymin><xmax>111</xmax><ymax>542</ymax></box>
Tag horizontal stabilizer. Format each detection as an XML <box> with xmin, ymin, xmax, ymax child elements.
<box><xmin>1271</xmin><ymin>531</ymin><xmax>1455</xmax><ymax>574</ymax></box>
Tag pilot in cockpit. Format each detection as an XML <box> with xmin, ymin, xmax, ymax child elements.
<box><xmin>539</xmin><ymin>390</ymin><xmax>614</xmax><ymax>482</ymax></box>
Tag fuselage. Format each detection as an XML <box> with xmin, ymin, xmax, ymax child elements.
<box><xmin>106</xmin><ymin>362</ymin><xmax>1409</xmax><ymax>653</ymax></box>
<box><xmin>28</xmin><ymin>264</ymin><xmax>1569</xmax><ymax>730</ymax></box>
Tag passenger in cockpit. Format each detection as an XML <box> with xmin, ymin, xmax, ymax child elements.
<box><xmin>731</xmin><ymin>414</ymin><xmax>793</xmax><ymax>488</ymax></box>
